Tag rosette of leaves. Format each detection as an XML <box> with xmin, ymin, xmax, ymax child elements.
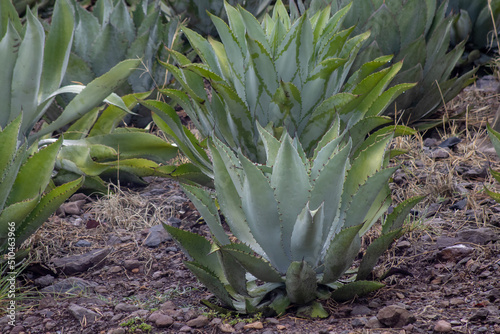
<box><xmin>160</xmin><ymin>0</ymin><xmax>271</xmax><ymax>36</ymax></box>
<box><xmin>44</xmin><ymin>92</ymin><xmax>210</xmax><ymax>194</ymax></box>
<box><xmin>0</xmin><ymin>116</ymin><xmax>83</xmax><ymax>256</ymax></box>
<box><xmin>63</xmin><ymin>0</ymin><xmax>183</xmax><ymax>98</ymax></box>
<box><xmin>293</xmin><ymin>0</ymin><xmax>477</xmax><ymax>127</ymax></box>
<box><xmin>485</xmin><ymin>123</ymin><xmax>500</xmax><ymax>202</ymax></box>
<box><xmin>143</xmin><ymin>0</ymin><xmax>414</xmax><ymax>177</ymax></box>
<box><xmin>165</xmin><ymin>120</ymin><xmax>422</xmax><ymax>316</ymax></box>
<box><xmin>0</xmin><ymin>0</ymin><xmax>140</xmax><ymax>145</ymax></box>
<box><xmin>445</xmin><ymin>0</ymin><xmax>500</xmax><ymax>50</ymax></box>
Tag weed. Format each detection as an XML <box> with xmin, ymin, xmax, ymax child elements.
<box><xmin>120</xmin><ymin>317</ymin><xmax>152</xmax><ymax>333</ymax></box>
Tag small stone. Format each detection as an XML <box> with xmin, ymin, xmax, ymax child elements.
<box><xmin>75</xmin><ymin>239</ymin><xmax>92</xmax><ymax>247</ymax></box>
<box><xmin>179</xmin><ymin>325</ymin><xmax>192</xmax><ymax>332</ymax></box>
<box><xmin>377</xmin><ymin>305</ymin><xmax>415</xmax><ymax>328</ymax></box>
<box><xmin>266</xmin><ymin>317</ymin><xmax>279</xmax><ymax>325</ymax></box>
<box><xmin>68</xmin><ymin>304</ymin><xmax>99</xmax><ymax>324</ymax></box>
<box><xmin>45</xmin><ymin>321</ymin><xmax>57</xmax><ymax>330</ymax></box>
<box><xmin>457</xmin><ymin>228</ymin><xmax>497</xmax><ymax>245</ymax></box>
<box><xmin>366</xmin><ymin>316</ymin><xmax>384</xmax><ymax>328</ymax></box>
<box><xmin>60</xmin><ymin>200</ymin><xmax>86</xmax><ymax>215</ymax></box>
<box><xmin>396</xmin><ymin>240</ymin><xmax>411</xmax><ymax>249</ymax></box>
<box><xmin>123</xmin><ymin>259</ymin><xmax>141</xmax><ymax>271</ymax></box>
<box><xmin>219</xmin><ymin>323</ymin><xmax>235</xmax><ymax>332</ymax></box>
<box><xmin>493</xmin><ymin>324</ymin><xmax>500</xmax><ymax>333</ymax></box>
<box><xmin>51</xmin><ymin>248</ymin><xmax>112</xmax><ymax>275</ymax></box>
<box><xmin>430</xmin><ymin>148</ymin><xmax>450</xmax><ymax>159</ymax></box>
<box><xmin>160</xmin><ymin>301</ymin><xmax>176</xmax><ymax>312</ymax></box>
<box><xmin>143</xmin><ymin>224</ymin><xmax>171</xmax><ymax>247</ymax></box>
<box><xmin>469</xmin><ymin>309</ymin><xmax>489</xmax><ymax>322</ymax></box>
<box><xmin>277</xmin><ymin>324</ymin><xmax>286</xmax><ymax>330</ymax></box>
<box><xmin>449</xmin><ymin>298</ymin><xmax>464</xmax><ymax>305</ymax></box>
<box><xmin>22</xmin><ymin>316</ymin><xmax>40</xmax><ymax>327</ymax></box>
<box><xmin>155</xmin><ymin>314</ymin><xmax>174</xmax><ymax>327</ymax></box>
<box><xmin>437</xmin><ymin>244</ymin><xmax>474</xmax><ymax>262</ymax></box>
<box><xmin>434</xmin><ymin>320</ymin><xmax>452</xmax><ymax>332</ymax></box>
<box><xmin>114</xmin><ymin>303</ymin><xmax>139</xmax><ymax>313</ymax></box>
<box><xmin>352</xmin><ymin>317</ymin><xmax>368</xmax><ymax>327</ymax></box>
<box><xmin>243</xmin><ymin>321</ymin><xmax>263</xmax><ymax>329</ymax></box>
<box><xmin>186</xmin><ymin>315</ymin><xmax>209</xmax><ymax>328</ymax></box>
<box><xmin>34</xmin><ymin>274</ymin><xmax>55</xmax><ymax>287</ymax></box>
<box><xmin>107</xmin><ymin>329</ymin><xmax>126</xmax><ymax>334</ymax></box>
<box><xmin>351</xmin><ymin>305</ymin><xmax>372</xmax><ymax>316</ymax></box>
<box><xmin>41</xmin><ymin>277</ymin><xmax>97</xmax><ymax>295</ymax></box>
<box><xmin>423</xmin><ymin>138</ymin><xmax>438</xmax><ymax>147</ymax></box>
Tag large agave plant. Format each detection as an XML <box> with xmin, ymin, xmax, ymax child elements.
<box><xmin>166</xmin><ymin>121</ymin><xmax>422</xmax><ymax>316</ymax></box>
<box><xmin>161</xmin><ymin>0</ymin><xmax>272</xmax><ymax>36</ymax></box>
<box><xmin>294</xmin><ymin>0</ymin><xmax>477</xmax><ymax>127</ymax></box>
<box><xmin>144</xmin><ymin>0</ymin><xmax>413</xmax><ymax>176</ymax></box>
<box><xmin>63</xmin><ymin>0</ymin><xmax>182</xmax><ymax>97</ymax></box>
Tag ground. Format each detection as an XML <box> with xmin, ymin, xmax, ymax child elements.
<box><xmin>2</xmin><ymin>78</ymin><xmax>500</xmax><ymax>334</ymax></box>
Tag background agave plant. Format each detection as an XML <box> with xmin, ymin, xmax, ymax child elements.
<box><xmin>485</xmin><ymin>123</ymin><xmax>500</xmax><ymax>202</ymax></box>
<box><xmin>165</xmin><ymin>122</ymin><xmax>422</xmax><ymax>316</ymax></box>
<box><xmin>144</xmin><ymin>0</ymin><xmax>414</xmax><ymax>177</ymax></box>
<box><xmin>160</xmin><ymin>0</ymin><xmax>272</xmax><ymax>36</ymax></box>
<box><xmin>293</xmin><ymin>0</ymin><xmax>477</xmax><ymax>127</ymax></box>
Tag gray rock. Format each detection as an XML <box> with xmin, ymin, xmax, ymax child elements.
<box><xmin>10</xmin><ymin>325</ymin><xmax>25</xmax><ymax>334</ymax></box>
<box><xmin>60</xmin><ymin>200</ymin><xmax>87</xmax><ymax>215</ymax></box>
<box><xmin>143</xmin><ymin>224</ymin><xmax>171</xmax><ymax>247</ymax></box>
<box><xmin>107</xmin><ymin>235</ymin><xmax>122</xmax><ymax>246</ymax></box>
<box><xmin>434</xmin><ymin>320</ymin><xmax>452</xmax><ymax>332</ymax></box>
<box><xmin>430</xmin><ymin>148</ymin><xmax>450</xmax><ymax>159</ymax></box>
<box><xmin>436</xmin><ymin>237</ymin><xmax>459</xmax><ymax>249</ymax></box>
<box><xmin>155</xmin><ymin>314</ymin><xmax>174</xmax><ymax>327</ymax></box>
<box><xmin>457</xmin><ymin>228</ymin><xmax>498</xmax><ymax>245</ymax></box>
<box><xmin>130</xmin><ymin>310</ymin><xmax>149</xmax><ymax>318</ymax></box>
<box><xmin>51</xmin><ymin>248</ymin><xmax>112</xmax><ymax>274</ymax></box>
<box><xmin>45</xmin><ymin>321</ymin><xmax>57</xmax><ymax>330</ymax></box>
<box><xmin>423</xmin><ymin>138</ymin><xmax>438</xmax><ymax>147</ymax></box>
<box><xmin>107</xmin><ymin>328</ymin><xmax>126</xmax><ymax>334</ymax></box>
<box><xmin>351</xmin><ymin>305</ymin><xmax>372</xmax><ymax>316</ymax></box>
<box><xmin>123</xmin><ymin>259</ymin><xmax>141</xmax><ymax>271</ymax></box>
<box><xmin>187</xmin><ymin>315</ymin><xmax>209</xmax><ymax>328</ymax></box>
<box><xmin>34</xmin><ymin>274</ymin><xmax>55</xmax><ymax>287</ymax></box>
<box><xmin>75</xmin><ymin>239</ymin><xmax>92</xmax><ymax>247</ymax></box>
<box><xmin>469</xmin><ymin>309</ymin><xmax>489</xmax><ymax>322</ymax></box>
<box><xmin>114</xmin><ymin>303</ymin><xmax>139</xmax><ymax>313</ymax></box>
<box><xmin>377</xmin><ymin>305</ymin><xmax>416</xmax><ymax>328</ymax></box>
<box><xmin>180</xmin><ymin>325</ymin><xmax>193</xmax><ymax>332</ymax></box>
<box><xmin>437</xmin><ymin>244</ymin><xmax>475</xmax><ymax>262</ymax></box>
<box><xmin>351</xmin><ymin>317</ymin><xmax>368</xmax><ymax>327</ymax></box>
<box><xmin>22</xmin><ymin>316</ymin><xmax>40</xmax><ymax>327</ymax></box>
<box><xmin>68</xmin><ymin>303</ymin><xmax>99</xmax><ymax>323</ymax></box>
<box><xmin>366</xmin><ymin>316</ymin><xmax>384</xmax><ymax>329</ymax></box>
<box><xmin>41</xmin><ymin>277</ymin><xmax>97</xmax><ymax>295</ymax></box>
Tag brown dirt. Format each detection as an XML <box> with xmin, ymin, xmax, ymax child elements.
<box><xmin>2</xmin><ymin>80</ymin><xmax>500</xmax><ymax>334</ymax></box>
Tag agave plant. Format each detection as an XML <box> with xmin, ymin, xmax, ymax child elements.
<box><xmin>293</xmin><ymin>0</ymin><xmax>477</xmax><ymax>127</ymax></box>
<box><xmin>161</xmin><ymin>0</ymin><xmax>272</xmax><ymax>36</ymax></box>
<box><xmin>165</xmin><ymin>121</ymin><xmax>422</xmax><ymax>316</ymax></box>
<box><xmin>63</xmin><ymin>0</ymin><xmax>183</xmax><ymax>97</ymax></box>
<box><xmin>485</xmin><ymin>123</ymin><xmax>500</xmax><ymax>202</ymax></box>
<box><xmin>0</xmin><ymin>116</ymin><xmax>83</xmax><ymax>256</ymax></box>
<box><xmin>0</xmin><ymin>0</ymin><xmax>140</xmax><ymax>144</ymax></box>
<box><xmin>45</xmin><ymin>92</ymin><xmax>210</xmax><ymax>194</ymax></box>
<box><xmin>144</xmin><ymin>0</ymin><xmax>414</xmax><ymax>177</ymax></box>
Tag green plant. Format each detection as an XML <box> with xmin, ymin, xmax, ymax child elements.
<box><xmin>120</xmin><ymin>317</ymin><xmax>152</xmax><ymax>333</ymax></box>
<box><xmin>144</xmin><ymin>0</ymin><xmax>414</xmax><ymax>177</ymax></box>
<box><xmin>293</xmin><ymin>0</ymin><xmax>477</xmax><ymax>127</ymax></box>
<box><xmin>165</xmin><ymin>121</ymin><xmax>423</xmax><ymax>316</ymax></box>
<box><xmin>485</xmin><ymin>123</ymin><xmax>500</xmax><ymax>202</ymax></box>
<box><xmin>62</xmin><ymin>0</ymin><xmax>183</xmax><ymax>98</ymax></box>
<box><xmin>161</xmin><ymin>0</ymin><xmax>272</xmax><ymax>36</ymax></box>
<box><xmin>0</xmin><ymin>116</ymin><xmax>83</xmax><ymax>255</ymax></box>
<box><xmin>0</xmin><ymin>0</ymin><xmax>140</xmax><ymax>144</ymax></box>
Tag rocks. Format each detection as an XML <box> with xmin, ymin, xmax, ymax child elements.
<box><xmin>456</xmin><ymin>228</ymin><xmax>498</xmax><ymax>245</ymax></box>
<box><xmin>469</xmin><ymin>309</ymin><xmax>489</xmax><ymax>322</ymax></box>
<box><xmin>437</xmin><ymin>244</ymin><xmax>475</xmax><ymax>262</ymax></box>
<box><xmin>434</xmin><ymin>320</ymin><xmax>452</xmax><ymax>332</ymax></box>
<box><xmin>34</xmin><ymin>274</ymin><xmax>55</xmax><ymax>287</ymax></box>
<box><xmin>51</xmin><ymin>248</ymin><xmax>112</xmax><ymax>274</ymax></box>
<box><xmin>376</xmin><ymin>305</ymin><xmax>415</xmax><ymax>328</ymax></box>
<box><xmin>143</xmin><ymin>224</ymin><xmax>171</xmax><ymax>247</ymax></box>
<box><xmin>68</xmin><ymin>304</ymin><xmax>99</xmax><ymax>324</ymax></box>
<box><xmin>123</xmin><ymin>259</ymin><xmax>141</xmax><ymax>271</ymax></box>
<box><xmin>114</xmin><ymin>303</ymin><xmax>139</xmax><ymax>313</ymax></box>
<box><xmin>351</xmin><ymin>305</ymin><xmax>372</xmax><ymax>316</ymax></box>
<box><xmin>41</xmin><ymin>277</ymin><xmax>97</xmax><ymax>295</ymax></box>
<box><xmin>429</xmin><ymin>148</ymin><xmax>450</xmax><ymax>159</ymax></box>
<box><xmin>154</xmin><ymin>314</ymin><xmax>174</xmax><ymax>328</ymax></box>
<box><xmin>75</xmin><ymin>239</ymin><xmax>92</xmax><ymax>247</ymax></box>
<box><xmin>59</xmin><ymin>200</ymin><xmax>87</xmax><ymax>216</ymax></box>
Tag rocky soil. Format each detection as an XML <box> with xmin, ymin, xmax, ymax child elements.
<box><xmin>1</xmin><ymin>78</ymin><xmax>500</xmax><ymax>334</ymax></box>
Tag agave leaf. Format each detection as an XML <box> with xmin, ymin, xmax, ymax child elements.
<box><xmin>268</xmin><ymin>290</ymin><xmax>290</xmax><ymax>316</ymax></box>
<box><xmin>164</xmin><ymin>225</ymin><xmax>226</xmax><ymax>283</ymax></box>
<box><xmin>488</xmin><ymin>123</ymin><xmax>500</xmax><ymax>156</ymax></box>
<box><xmin>484</xmin><ymin>185</ymin><xmax>500</xmax><ymax>203</ymax></box>
<box><xmin>180</xmin><ymin>183</ymin><xmax>230</xmax><ymax>245</ymax></box>
<box><xmin>285</xmin><ymin>260</ymin><xmax>317</xmax><ymax>304</ymax></box>
<box><xmin>322</xmin><ymin>224</ymin><xmax>363</xmax><ymax>284</ymax></box>
<box><xmin>6</xmin><ymin>138</ymin><xmax>62</xmax><ymax>207</ymax></box>
<box><xmin>0</xmin><ymin>197</ymin><xmax>39</xmax><ymax>235</ymax></box>
<box><xmin>0</xmin><ymin>144</ymin><xmax>27</xmax><ymax>213</ymax></box>
<box><xmin>290</xmin><ymin>203</ymin><xmax>325</xmax><ymax>265</ymax></box>
<box><xmin>330</xmin><ymin>280</ymin><xmax>385</xmax><ymax>302</ymax></box>
<box><xmin>365</xmin><ymin>83</ymin><xmax>417</xmax><ymax>118</ymax></box>
<box><xmin>182</xmin><ymin>26</ymin><xmax>223</xmax><ymax>78</ymax></box>
<box><xmin>382</xmin><ymin>195</ymin><xmax>425</xmax><ymax>234</ymax></box>
<box><xmin>34</xmin><ymin>59</ymin><xmax>142</xmax><ymax>142</ymax></box>
<box><xmin>275</xmin><ymin>15</ymin><xmax>307</xmax><ymax>85</ymax></box>
<box><xmin>0</xmin><ymin>115</ymin><xmax>22</xmax><ymax>179</ymax></box>
<box><xmin>184</xmin><ymin>261</ymin><xmax>234</xmax><ymax>308</ymax></box>
<box><xmin>343</xmin><ymin>55</ymin><xmax>393</xmax><ymax>92</ymax></box>
<box><xmin>12</xmin><ymin>9</ymin><xmax>44</xmax><ymax>136</ymax></box>
<box><xmin>40</xmin><ymin>0</ymin><xmax>74</xmax><ymax>100</ymax></box>
<box><xmin>220</xmin><ymin>245</ymin><xmax>284</xmax><ymax>283</ymax></box>
<box><xmin>272</xmin><ymin>134</ymin><xmax>311</xmax><ymax>257</ymax></box>
<box><xmin>296</xmin><ymin>301</ymin><xmax>329</xmax><ymax>319</ymax></box>
<box><xmin>256</xmin><ymin>122</ymin><xmax>281</xmax><ymax>167</ymax></box>
<box><xmin>0</xmin><ymin>23</ymin><xmax>20</xmax><ymax>128</ymax></box>
<box><xmin>357</xmin><ymin>229</ymin><xmax>402</xmax><ymax>281</ymax></box>
<box><xmin>364</xmin><ymin>4</ymin><xmax>400</xmax><ymax>55</ymax></box>
<box><xmin>64</xmin><ymin>108</ymin><xmax>100</xmax><ymax>140</ymax></box>
<box><xmin>239</xmin><ymin>153</ymin><xmax>289</xmax><ymax>272</ymax></box>
<box><xmin>0</xmin><ymin>0</ymin><xmax>21</xmax><ymax>37</ymax></box>
<box><xmin>218</xmin><ymin>247</ymin><xmax>249</xmax><ymax>297</ymax></box>
<box><xmin>15</xmin><ymin>176</ymin><xmax>83</xmax><ymax>247</ymax></box>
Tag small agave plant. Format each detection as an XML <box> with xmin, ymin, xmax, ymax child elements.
<box><xmin>165</xmin><ymin>119</ymin><xmax>423</xmax><ymax>316</ymax></box>
<box><xmin>144</xmin><ymin>0</ymin><xmax>413</xmax><ymax>177</ymax></box>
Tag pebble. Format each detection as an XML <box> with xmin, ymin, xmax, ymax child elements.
<box><xmin>243</xmin><ymin>321</ymin><xmax>263</xmax><ymax>329</ymax></box>
<box><xmin>123</xmin><ymin>259</ymin><xmax>141</xmax><ymax>271</ymax></box>
<box><xmin>107</xmin><ymin>329</ymin><xmax>126</xmax><ymax>334</ymax></box>
<box><xmin>351</xmin><ymin>305</ymin><xmax>372</xmax><ymax>316</ymax></box>
<box><xmin>75</xmin><ymin>239</ymin><xmax>92</xmax><ymax>247</ymax></box>
<box><xmin>114</xmin><ymin>303</ymin><xmax>139</xmax><ymax>313</ymax></box>
<box><xmin>377</xmin><ymin>305</ymin><xmax>415</xmax><ymax>328</ymax></box>
<box><xmin>186</xmin><ymin>315</ymin><xmax>209</xmax><ymax>328</ymax></box>
<box><xmin>219</xmin><ymin>323</ymin><xmax>235</xmax><ymax>332</ymax></box>
<box><xmin>352</xmin><ymin>317</ymin><xmax>368</xmax><ymax>327</ymax></box>
<box><xmin>469</xmin><ymin>309</ymin><xmax>489</xmax><ymax>322</ymax></box>
<box><xmin>155</xmin><ymin>314</ymin><xmax>174</xmax><ymax>327</ymax></box>
<box><xmin>434</xmin><ymin>320</ymin><xmax>452</xmax><ymax>332</ymax></box>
